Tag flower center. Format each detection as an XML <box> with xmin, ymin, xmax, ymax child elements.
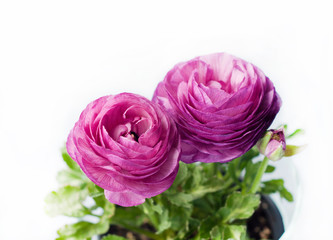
<box><xmin>130</xmin><ymin>131</ymin><xmax>139</xmax><ymax>142</ymax></box>
<box><xmin>272</xmin><ymin>134</ymin><xmax>281</xmax><ymax>141</ymax></box>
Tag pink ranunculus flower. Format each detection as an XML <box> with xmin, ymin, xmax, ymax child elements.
<box><xmin>67</xmin><ymin>93</ymin><xmax>180</xmax><ymax>207</ymax></box>
<box><xmin>153</xmin><ymin>53</ymin><xmax>281</xmax><ymax>163</ymax></box>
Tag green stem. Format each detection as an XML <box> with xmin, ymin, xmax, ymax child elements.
<box><xmin>149</xmin><ymin>212</ymin><xmax>159</xmax><ymax>229</ymax></box>
<box><xmin>190</xmin><ymin>177</ymin><xmax>234</xmax><ymax>201</ymax></box>
<box><xmin>249</xmin><ymin>157</ymin><xmax>269</xmax><ymax>194</ymax></box>
<box><xmin>227</xmin><ymin>185</ymin><xmax>241</xmax><ymax>194</ymax></box>
<box><xmin>89</xmin><ymin>213</ymin><xmax>101</xmax><ymax>218</ymax></box>
<box><xmin>116</xmin><ymin>222</ymin><xmax>163</xmax><ymax>240</ymax></box>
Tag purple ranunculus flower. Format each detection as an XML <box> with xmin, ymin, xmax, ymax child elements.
<box><xmin>67</xmin><ymin>93</ymin><xmax>180</xmax><ymax>207</ymax></box>
<box><xmin>153</xmin><ymin>53</ymin><xmax>281</xmax><ymax>163</ymax></box>
<box><xmin>257</xmin><ymin>127</ymin><xmax>286</xmax><ymax>161</ymax></box>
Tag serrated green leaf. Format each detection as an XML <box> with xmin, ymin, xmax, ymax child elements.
<box><xmin>192</xmin><ymin>195</ymin><xmax>213</xmax><ymax>216</ymax></box>
<box><xmin>227</xmin><ymin>158</ymin><xmax>241</xmax><ymax>185</ymax></box>
<box><xmin>101</xmin><ymin>201</ymin><xmax>115</xmax><ymax>220</ymax></box>
<box><xmin>172</xmin><ymin>161</ymin><xmax>189</xmax><ymax>187</ymax></box>
<box><xmin>57</xmin><ymin>221</ymin><xmax>92</xmax><ymax>239</ymax></box>
<box><xmin>222</xmin><ymin>225</ymin><xmax>247</xmax><ymax>240</ymax></box>
<box><xmin>45</xmin><ymin>185</ymin><xmax>89</xmax><ymax>217</ymax></box>
<box><xmin>190</xmin><ymin>165</ymin><xmax>202</xmax><ymax>189</ymax></box>
<box><xmin>280</xmin><ymin>187</ymin><xmax>294</xmax><ymax>202</ymax></box>
<box><xmin>166</xmin><ymin>192</ymin><xmax>193</xmax><ymax>208</ymax></box>
<box><xmin>89</xmin><ymin>184</ymin><xmax>105</xmax><ymax>199</ymax></box>
<box><xmin>198</xmin><ymin>216</ymin><xmax>218</xmax><ymax>239</ymax></box>
<box><xmin>218</xmin><ymin>207</ymin><xmax>231</xmax><ymax>220</ymax></box>
<box><xmin>174</xmin><ymin>220</ymin><xmax>190</xmax><ymax>240</ymax></box>
<box><xmin>56</xmin><ymin>201</ymin><xmax>115</xmax><ymax>239</ymax></box>
<box><xmin>146</xmin><ymin>198</ymin><xmax>163</xmax><ymax>215</ymax></box>
<box><xmin>261</xmin><ymin>179</ymin><xmax>284</xmax><ymax>194</ymax></box>
<box><xmin>156</xmin><ymin>210</ymin><xmax>171</xmax><ymax>234</ymax></box>
<box><xmin>218</xmin><ymin>192</ymin><xmax>260</xmax><ymax>223</ymax></box>
<box><xmin>169</xmin><ymin>205</ymin><xmax>192</xmax><ymax>231</ymax></box>
<box><xmin>56</xmin><ymin>169</ymin><xmax>86</xmax><ymax>186</ymax></box>
<box><xmin>57</xmin><ymin>220</ymin><xmax>109</xmax><ymax>240</ymax></box>
<box><xmin>151</xmin><ymin>204</ymin><xmax>163</xmax><ymax>215</ymax></box>
<box><xmin>93</xmin><ymin>194</ymin><xmax>107</xmax><ymax>208</ymax></box>
<box><xmin>101</xmin><ymin>234</ymin><xmax>127</xmax><ymax>240</ymax></box>
<box><xmin>95</xmin><ymin>184</ymin><xmax>104</xmax><ymax>192</ymax></box>
<box><xmin>203</xmin><ymin>162</ymin><xmax>219</xmax><ymax>176</ymax></box>
<box><xmin>210</xmin><ymin>225</ymin><xmax>222</xmax><ymax>240</ymax></box>
<box><xmin>61</xmin><ymin>148</ymin><xmax>81</xmax><ymax>171</ymax></box>
<box><xmin>190</xmin><ymin>178</ymin><xmax>225</xmax><ymax>200</ymax></box>
<box><xmin>111</xmin><ymin>206</ymin><xmax>144</xmax><ymax>227</ymax></box>
<box><xmin>261</xmin><ymin>179</ymin><xmax>294</xmax><ymax>202</ymax></box>
<box><xmin>265</xmin><ymin>165</ymin><xmax>276</xmax><ymax>173</ymax></box>
<box><xmin>188</xmin><ymin>218</ymin><xmax>200</xmax><ymax>235</ymax></box>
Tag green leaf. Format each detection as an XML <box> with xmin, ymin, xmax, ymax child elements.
<box><xmin>100</xmin><ymin>201</ymin><xmax>116</xmax><ymax>221</ymax></box>
<box><xmin>95</xmin><ymin>184</ymin><xmax>104</xmax><ymax>192</ymax></box>
<box><xmin>89</xmin><ymin>184</ymin><xmax>105</xmax><ymax>200</ymax></box>
<box><xmin>218</xmin><ymin>192</ymin><xmax>260</xmax><ymax>223</ymax></box>
<box><xmin>156</xmin><ymin>210</ymin><xmax>171</xmax><ymax>234</ymax></box>
<box><xmin>287</xmin><ymin>128</ymin><xmax>304</xmax><ymax>138</ymax></box>
<box><xmin>265</xmin><ymin>165</ymin><xmax>276</xmax><ymax>173</ymax></box>
<box><xmin>166</xmin><ymin>192</ymin><xmax>193</xmax><ymax>208</ymax></box>
<box><xmin>280</xmin><ymin>188</ymin><xmax>294</xmax><ymax>202</ymax></box>
<box><xmin>261</xmin><ymin>179</ymin><xmax>294</xmax><ymax>202</ymax></box>
<box><xmin>261</xmin><ymin>179</ymin><xmax>284</xmax><ymax>194</ymax></box>
<box><xmin>56</xmin><ymin>169</ymin><xmax>86</xmax><ymax>186</ymax></box>
<box><xmin>198</xmin><ymin>216</ymin><xmax>218</xmax><ymax>239</ymax></box>
<box><xmin>56</xmin><ymin>201</ymin><xmax>115</xmax><ymax>239</ymax></box>
<box><xmin>169</xmin><ymin>205</ymin><xmax>192</xmax><ymax>231</ymax></box>
<box><xmin>93</xmin><ymin>193</ymin><xmax>107</xmax><ymax>208</ymax></box>
<box><xmin>210</xmin><ymin>225</ymin><xmax>222</xmax><ymax>240</ymax></box>
<box><xmin>57</xmin><ymin>221</ymin><xmax>93</xmax><ymax>239</ymax></box>
<box><xmin>222</xmin><ymin>225</ymin><xmax>247</xmax><ymax>240</ymax></box>
<box><xmin>190</xmin><ymin>178</ymin><xmax>225</xmax><ymax>200</ymax></box>
<box><xmin>111</xmin><ymin>206</ymin><xmax>145</xmax><ymax>227</ymax></box>
<box><xmin>101</xmin><ymin>234</ymin><xmax>127</xmax><ymax>240</ymax></box>
<box><xmin>187</xmin><ymin>218</ymin><xmax>200</xmax><ymax>237</ymax></box>
<box><xmin>146</xmin><ymin>198</ymin><xmax>163</xmax><ymax>214</ymax></box>
<box><xmin>61</xmin><ymin>147</ymin><xmax>81</xmax><ymax>171</ymax></box>
<box><xmin>57</xmin><ymin>220</ymin><xmax>108</xmax><ymax>240</ymax></box>
<box><xmin>189</xmin><ymin>165</ymin><xmax>202</xmax><ymax>190</ymax></box>
<box><xmin>90</xmin><ymin>192</ymin><xmax>104</xmax><ymax>198</ymax></box>
<box><xmin>285</xmin><ymin>145</ymin><xmax>305</xmax><ymax>157</ymax></box>
<box><xmin>172</xmin><ymin>161</ymin><xmax>189</xmax><ymax>187</ymax></box>
<box><xmin>210</xmin><ymin>225</ymin><xmax>246</xmax><ymax>240</ymax></box>
<box><xmin>227</xmin><ymin>158</ymin><xmax>241</xmax><ymax>184</ymax></box>
<box><xmin>45</xmin><ymin>185</ymin><xmax>89</xmax><ymax>217</ymax></box>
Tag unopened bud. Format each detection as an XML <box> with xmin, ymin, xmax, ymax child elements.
<box><xmin>257</xmin><ymin>127</ymin><xmax>286</xmax><ymax>161</ymax></box>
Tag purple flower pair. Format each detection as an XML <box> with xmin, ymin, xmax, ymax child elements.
<box><xmin>67</xmin><ymin>53</ymin><xmax>281</xmax><ymax>206</ymax></box>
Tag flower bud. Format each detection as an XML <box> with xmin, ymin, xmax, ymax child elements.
<box><xmin>257</xmin><ymin>127</ymin><xmax>286</xmax><ymax>161</ymax></box>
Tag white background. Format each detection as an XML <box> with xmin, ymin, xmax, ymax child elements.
<box><xmin>0</xmin><ymin>1</ymin><xmax>332</xmax><ymax>239</ymax></box>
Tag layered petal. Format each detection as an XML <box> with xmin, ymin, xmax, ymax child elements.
<box><xmin>67</xmin><ymin>93</ymin><xmax>180</xmax><ymax>207</ymax></box>
<box><xmin>153</xmin><ymin>52</ymin><xmax>281</xmax><ymax>163</ymax></box>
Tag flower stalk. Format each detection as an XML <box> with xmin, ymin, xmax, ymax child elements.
<box><xmin>249</xmin><ymin>157</ymin><xmax>269</xmax><ymax>194</ymax></box>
